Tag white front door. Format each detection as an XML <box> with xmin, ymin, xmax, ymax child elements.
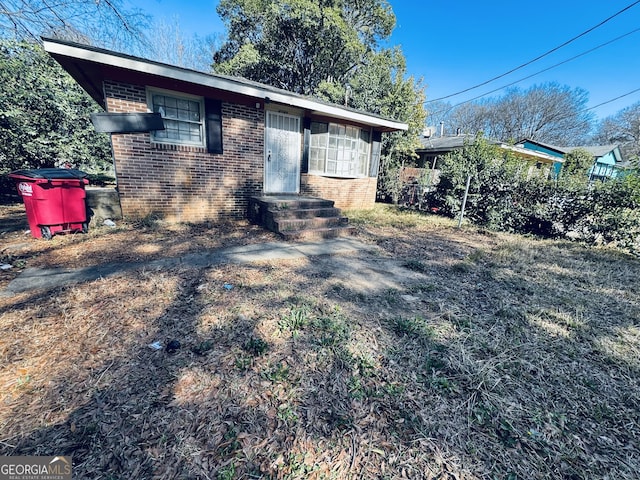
<box><xmin>264</xmin><ymin>111</ymin><xmax>301</xmax><ymax>193</ymax></box>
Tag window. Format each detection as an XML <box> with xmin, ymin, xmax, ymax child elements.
<box><xmin>148</xmin><ymin>90</ymin><xmax>205</xmax><ymax>147</ymax></box>
<box><xmin>309</xmin><ymin>121</ymin><xmax>370</xmax><ymax>177</ymax></box>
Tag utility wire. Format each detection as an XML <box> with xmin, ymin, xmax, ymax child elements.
<box><xmin>430</xmin><ymin>86</ymin><xmax>640</xmax><ymax>122</ymax></box>
<box><xmin>585</xmin><ymin>87</ymin><xmax>640</xmax><ymax>111</ymax></box>
<box><xmin>429</xmin><ymin>26</ymin><xmax>640</xmax><ymax>116</ymax></box>
<box><xmin>426</xmin><ymin>0</ymin><xmax>640</xmax><ymax>103</ymax></box>
<box><xmin>428</xmin><ymin>87</ymin><xmax>640</xmax><ymax>131</ymax></box>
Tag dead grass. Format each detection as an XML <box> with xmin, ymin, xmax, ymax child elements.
<box><xmin>1</xmin><ymin>203</ymin><xmax>639</xmax><ymax>479</ymax></box>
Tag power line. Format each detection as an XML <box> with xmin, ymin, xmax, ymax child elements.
<box><xmin>429</xmin><ymin>26</ymin><xmax>640</xmax><ymax>115</ymax></box>
<box><xmin>426</xmin><ymin>0</ymin><xmax>640</xmax><ymax>103</ymax></box>
<box><xmin>428</xmin><ymin>86</ymin><xmax>640</xmax><ymax>127</ymax></box>
<box><xmin>585</xmin><ymin>87</ymin><xmax>640</xmax><ymax>112</ymax></box>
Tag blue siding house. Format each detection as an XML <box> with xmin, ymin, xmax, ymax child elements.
<box><xmin>517</xmin><ymin>140</ymin><xmax>625</xmax><ymax>180</ymax></box>
<box><xmin>574</xmin><ymin>145</ymin><xmax>624</xmax><ymax>181</ymax></box>
<box><xmin>418</xmin><ymin>135</ymin><xmax>563</xmax><ymax>175</ymax></box>
<box><xmin>514</xmin><ymin>139</ymin><xmax>567</xmax><ymax>177</ymax></box>
<box><xmin>416</xmin><ymin>135</ymin><xmax>625</xmax><ymax>182</ymax></box>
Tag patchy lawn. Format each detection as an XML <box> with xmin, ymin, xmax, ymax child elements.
<box><xmin>0</xmin><ymin>204</ymin><xmax>639</xmax><ymax>479</ymax></box>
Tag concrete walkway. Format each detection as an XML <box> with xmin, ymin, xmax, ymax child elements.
<box><xmin>1</xmin><ymin>237</ymin><xmax>376</xmax><ymax>297</ymax></box>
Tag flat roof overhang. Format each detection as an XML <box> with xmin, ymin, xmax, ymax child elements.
<box><xmin>43</xmin><ymin>38</ymin><xmax>408</xmax><ymax>132</ymax></box>
<box><xmin>500</xmin><ymin>144</ymin><xmax>564</xmax><ymax>164</ymax></box>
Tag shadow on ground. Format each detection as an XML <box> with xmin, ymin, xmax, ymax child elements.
<box><xmin>0</xmin><ymin>203</ymin><xmax>28</xmax><ymax>235</ymax></box>
<box><xmin>0</xmin><ymin>216</ymin><xmax>639</xmax><ymax>479</ymax></box>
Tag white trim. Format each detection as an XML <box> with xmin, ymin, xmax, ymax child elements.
<box><xmin>309</xmin><ymin>121</ymin><xmax>370</xmax><ymax>179</ymax></box>
<box><xmin>146</xmin><ymin>87</ymin><xmax>206</xmax><ymax>148</ymax></box>
<box><xmin>43</xmin><ymin>39</ymin><xmax>408</xmax><ymax>131</ymax></box>
<box><xmin>500</xmin><ymin>144</ymin><xmax>564</xmax><ymax>164</ymax></box>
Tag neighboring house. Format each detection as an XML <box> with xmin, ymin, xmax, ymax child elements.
<box><xmin>514</xmin><ymin>140</ymin><xmax>626</xmax><ymax>181</ymax></box>
<box><xmin>43</xmin><ymin>38</ymin><xmax>407</xmax><ymax>222</ymax></box>
<box><xmin>418</xmin><ymin>135</ymin><xmax>625</xmax><ymax>182</ymax></box>
<box><xmin>416</xmin><ymin>133</ymin><xmax>478</xmax><ymax>169</ymax></box>
<box><xmin>416</xmin><ymin>134</ymin><xmax>563</xmax><ymax>178</ymax></box>
<box><xmin>512</xmin><ymin>139</ymin><xmax>566</xmax><ymax>177</ymax></box>
<box><xmin>558</xmin><ymin>145</ymin><xmax>625</xmax><ymax>181</ymax></box>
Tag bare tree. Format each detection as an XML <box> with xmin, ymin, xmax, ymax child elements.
<box><xmin>594</xmin><ymin>101</ymin><xmax>640</xmax><ymax>163</ymax></box>
<box><xmin>444</xmin><ymin>83</ymin><xmax>595</xmax><ymax>145</ymax></box>
<box><xmin>147</xmin><ymin>16</ymin><xmax>221</xmax><ymax>72</ymax></box>
<box><xmin>0</xmin><ymin>0</ymin><xmax>149</xmax><ymax>53</ymax></box>
<box><xmin>448</xmin><ymin>101</ymin><xmax>491</xmax><ymax>136</ymax></box>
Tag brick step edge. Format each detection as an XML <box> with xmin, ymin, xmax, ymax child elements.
<box><xmin>275</xmin><ymin>217</ymin><xmax>349</xmax><ymax>231</ymax></box>
<box><xmin>262</xmin><ymin>199</ymin><xmax>335</xmax><ymax>210</ymax></box>
<box><xmin>279</xmin><ymin>226</ymin><xmax>356</xmax><ymax>241</ymax></box>
<box><xmin>268</xmin><ymin>207</ymin><xmax>342</xmax><ymax>219</ymax></box>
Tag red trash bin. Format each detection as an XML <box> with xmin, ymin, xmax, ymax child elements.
<box><xmin>8</xmin><ymin>168</ymin><xmax>89</xmax><ymax>239</ymax></box>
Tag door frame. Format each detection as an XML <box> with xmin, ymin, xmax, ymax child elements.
<box><xmin>263</xmin><ymin>108</ymin><xmax>302</xmax><ymax>194</ymax></box>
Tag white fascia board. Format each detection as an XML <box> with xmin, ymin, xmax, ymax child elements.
<box><xmin>43</xmin><ymin>40</ymin><xmax>408</xmax><ymax>131</ymax></box>
<box><xmin>500</xmin><ymin>144</ymin><xmax>564</xmax><ymax>163</ymax></box>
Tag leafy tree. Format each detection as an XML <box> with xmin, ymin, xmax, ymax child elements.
<box><xmin>213</xmin><ymin>0</ymin><xmax>425</xmax><ymax>202</ymax></box>
<box><xmin>429</xmin><ymin>135</ymin><xmax>640</xmax><ymax>251</ymax></box>
<box><xmin>0</xmin><ymin>40</ymin><xmax>111</xmax><ymax>175</ymax></box>
<box><xmin>213</xmin><ymin>0</ymin><xmax>395</xmax><ymax>95</ymax></box>
<box><xmin>431</xmin><ymin>134</ymin><xmax>529</xmax><ymax>227</ymax></box>
<box><xmin>562</xmin><ymin>148</ymin><xmax>594</xmax><ymax>179</ymax></box>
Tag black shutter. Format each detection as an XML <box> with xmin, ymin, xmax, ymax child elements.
<box><xmin>90</xmin><ymin>112</ymin><xmax>165</xmax><ymax>133</ymax></box>
<box><xmin>205</xmin><ymin>99</ymin><xmax>223</xmax><ymax>154</ymax></box>
<box><xmin>301</xmin><ymin>118</ymin><xmax>311</xmax><ymax>173</ymax></box>
<box><xmin>369</xmin><ymin>130</ymin><xmax>382</xmax><ymax>177</ymax></box>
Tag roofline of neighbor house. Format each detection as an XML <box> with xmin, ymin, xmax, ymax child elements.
<box><xmin>417</xmin><ymin>136</ymin><xmax>563</xmax><ymax>164</ymax></box>
<box><xmin>515</xmin><ymin>138</ymin><xmax>567</xmax><ymax>155</ymax></box>
<box><xmin>518</xmin><ymin>139</ymin><xmax>625</xmax><ymax>164</ymax></box>
<box><xmin>499</xmin><ymin>143</ymin><xmax>564</xmax><ymax>164</ymax></box>
<box><xmin>42</xmin><ymin>38</ymin><xmax>408</xmax><ymax>132</ymax></box>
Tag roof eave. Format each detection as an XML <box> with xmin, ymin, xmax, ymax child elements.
<box><xmin>500</xmin><ymin>144</ymin><xmax>564</xmax><ymax>164</ymax></box>
<box><xmin>43</xmin><ymin>38</ymin><xmax>407</xmax><ymax>132</ymax></box>
<box><xmin>612</xmin><ymin>147</ymin><xmax>623</xmax><ymax>164</ymax></box>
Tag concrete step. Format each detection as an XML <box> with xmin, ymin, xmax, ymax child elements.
<box><xmin>280</xmin><ymin>225</ymin><xmax>356</xmax><ymax>241</ymax></box>
<box><xmin>248</xmin><ymin>195</ymin><xmax>353</xmax><ymax>241</ymax></box>
<box><xmin>257</xmin><ymin>197</ymin><xmax>334</xmax><ymax>211</ymax></box>
<box><xmin>270</xmin><ymin>207</ymin><xmax>342</xmax><ymax>219</ymax></box>
<box><xmin>275</xmin><ymin>216</ymin><xmax>349</xmax><ymax>232</ymax></box>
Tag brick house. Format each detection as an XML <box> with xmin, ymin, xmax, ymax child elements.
<box><xmin>43</xmin><ymin>38</ymin><xmax>407</xmax><ymax>225</ymax></box>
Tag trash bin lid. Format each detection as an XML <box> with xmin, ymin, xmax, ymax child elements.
<box><xmin>9</xmin><ymin>168</ymin><xmax>88</xmax><ymax>180</ymax></box>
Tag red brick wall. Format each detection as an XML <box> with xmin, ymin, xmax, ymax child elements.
<box><xmin>300</xmin><ymin>174</ymin><xmax>377</xmax><ymax>209</ymax></box>
<box><xmin>104</xmin><ymin>80</ymin><xmax>264</xmax><ymax>221</ymax></box>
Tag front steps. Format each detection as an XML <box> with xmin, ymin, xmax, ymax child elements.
<box><xmin>248</xmin><ymin>196</ymin><xmax>355</xmax><ymax>240</ymax></box>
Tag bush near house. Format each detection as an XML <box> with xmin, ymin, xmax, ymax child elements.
<box><xmin>0</xmin><ymin>40</ymin><xmax>112</xmax><ymax>201</ymax></box>
<box><xmin>423</xmin><ymin>136</ymin><xmax>640</xmax><ymax>253</ymax></box>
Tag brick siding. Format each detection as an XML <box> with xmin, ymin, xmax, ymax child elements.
<box><xmin>103</xmin><ymin>80</ymin><xmax>381</xmax><ymax>220</ymax></box>
<box><xmin>300</xmin><ymin>174</ymin><xmax>377</xmax><ymax>209</ymax></box>
<box><xmin>104</xmin><ymin>80</ymin><xmax>264</xmax><ymax>221</ymax></box>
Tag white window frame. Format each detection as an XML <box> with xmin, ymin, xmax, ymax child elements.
<box><xmin>309</xmin><ymin>121</ymin><xmax>371</xmax><ymax>178</ymax></box>
<box><xmin>147</xmin><ymin>88</ymin><xmax>205</xmax><ymax>147</ymax></box>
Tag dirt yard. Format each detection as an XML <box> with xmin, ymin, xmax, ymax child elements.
<box><xmin>0</xmin><ymin>203</ymin><xmax>639</xmax><ymax>479</ymax></box>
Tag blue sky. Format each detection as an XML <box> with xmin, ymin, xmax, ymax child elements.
<box><xmin>130</xmin><ymin>0</ymin><xmax>640</xmax><ymax>120</ymax></box>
